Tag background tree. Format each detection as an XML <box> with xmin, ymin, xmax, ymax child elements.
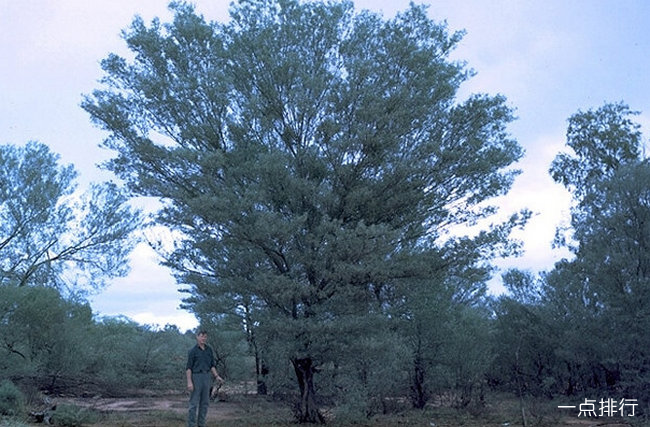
<box><xmin>86</xmin><ymin>318</ymin><xmax>195</xmax><ymax>395</ymax></box>
<box><xmin>0</xmin><ymin>140</ymin><xmax>147</xmax><ymax>396</ymax></box>
<box><xmin>0</xmin><ymin>285</ymin><xmax>90</xmax><ymax>391</ymax></box>
<box><xmin>0</xmin><ymin>141</ymin><xmax>142</xmax><ymax>293</ymax></box>
<box><xmin>489</xmin><ymin>103</ymin><xmax>650</xmax><ymax>420</ymax></box>
<box><xmin>83</xmin><ymin>1</ymin><xmax>527</xmax><ymax>421</ymax></box>
<box><xmin>542</xmin><ymin>102</ymin><xmax>650</xmax><ymax>411</ymax></box>
<box><xmin>550</xmin><ymin>102</ymin><xmax>642</xmax><ymax>250</ymax></box>
<box><xmin>490</xmin><ymin>269</ymin><xmax>561</xmax><ymax>418</ymax></box>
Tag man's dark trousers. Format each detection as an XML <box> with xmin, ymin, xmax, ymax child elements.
<box><xmin>188</xmin><ymin>372</ymin><xmax>211</xmax><ymax>427</ymax></box>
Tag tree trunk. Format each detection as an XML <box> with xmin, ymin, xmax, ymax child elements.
<box><xmin>410</xmin><ymin>352</ymin><xmax>428</xmax><ymax>409</ymax></box>
<box><xmin>292</xmin><ymin>357</ymin><xmax>325</xmax><ymax>424</ymax></box>
<box><xmin>244</xmin><ymin>302</ymin><xmax>267</xmax><ymax>395</ymax></box>
<box><xmin>256</xmin><ymin>359</ymin><xmax>268</xmax><ymax>395</ymax></box>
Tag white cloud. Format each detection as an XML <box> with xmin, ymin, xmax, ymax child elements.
<box><xmin>90</xmin><ymin>243</ymin><xmax>197</xmax><ymax>330</ymax></box>
<box><xmin>131</xmin><ymin>311</ymin><xmax>198</xmax><ymax>332</ymax></box>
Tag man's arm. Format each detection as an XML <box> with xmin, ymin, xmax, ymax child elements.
<box><xmin>186</xmin><ymin>349</ymin><xmax>194</xmax><ymax>392</ymax></box>
<box><xmin>186</xmin><ymin>368</ymin><xmax>194</xmax><ymax>392</ymax></box>
<box><xmin>210</xmin><ymin>366</ymin><xmax>223</xmax><ymax>383</ymax></box>
<box><xmin>210</xmin><ymin>366</ymin><xmax>223</xmax><ymax>399</ymax></box>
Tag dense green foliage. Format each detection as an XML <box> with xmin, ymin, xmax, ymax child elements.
<box><xmin>0</xmin><ymin>283</ymin><xmax>200</xmax><ymax>397</ymax></box>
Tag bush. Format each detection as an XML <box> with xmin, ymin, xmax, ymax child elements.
<box><xmin>0</xmin><ymin>381</ymin><xmax>24</xmax><ymax>417</ymax></box>
<box><xmin>51</xmin><ymin>404</ymin><xmax>99</xmax><ymax>427</ymax></box>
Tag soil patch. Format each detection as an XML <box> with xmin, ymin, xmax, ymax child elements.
<box><xmin>56</xmin><ymin>393</ymin><xmax>294</xmax><ymax>426</ymax></box>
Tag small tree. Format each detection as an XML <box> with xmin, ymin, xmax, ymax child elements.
<box><xmin>0</xmin><ymin>285</ymin><xmax>95</xmax><ymax>392</ymax></box>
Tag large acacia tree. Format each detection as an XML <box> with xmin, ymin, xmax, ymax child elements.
<box><xmin>83</xmin><ymin>0</ymin><xmax>526</xmax><ymax>421</ymax></box>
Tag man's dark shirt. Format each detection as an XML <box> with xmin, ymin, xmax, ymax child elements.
<box><xmin>186</xmin><ymin>344</ymin><xmax>216</xmax><ymax>373</ymax></box>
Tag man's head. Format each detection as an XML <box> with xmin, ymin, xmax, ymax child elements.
<box><xmin>196</xmin><ymin>330</ymin><xmax>208</xmax><ymax>347</ymax></box>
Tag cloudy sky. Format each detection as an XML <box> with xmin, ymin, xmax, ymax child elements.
<box><xmin>2</xmin><ymin>0</ymin><xmax>649</xmax><ymax>331</ymax></box>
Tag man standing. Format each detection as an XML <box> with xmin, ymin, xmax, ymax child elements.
<box><xmin>186</xmin><ymin>330</ymin><xmax>223</xmax><ymax>427</ymax></box>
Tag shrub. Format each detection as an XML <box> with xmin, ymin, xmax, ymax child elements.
<box><xmin>51</xmin><ymin>404</ymin><xmax>99</xmax><ymax>427</ymax></box>
<box><xmin>0</xmin><ymin>381</ymin><xmax>24</xmax><ymax>417</ymax></box>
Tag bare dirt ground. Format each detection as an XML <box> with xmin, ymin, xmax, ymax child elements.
<box><xmin>64</xmin><ymin>393</ymin><xmax>235</xmax><ymax>417</ymax></box>
<box><xmin>59</xmin><ymin>392</ymin><xmax>295</xmax><ymax>426</ymax></box>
